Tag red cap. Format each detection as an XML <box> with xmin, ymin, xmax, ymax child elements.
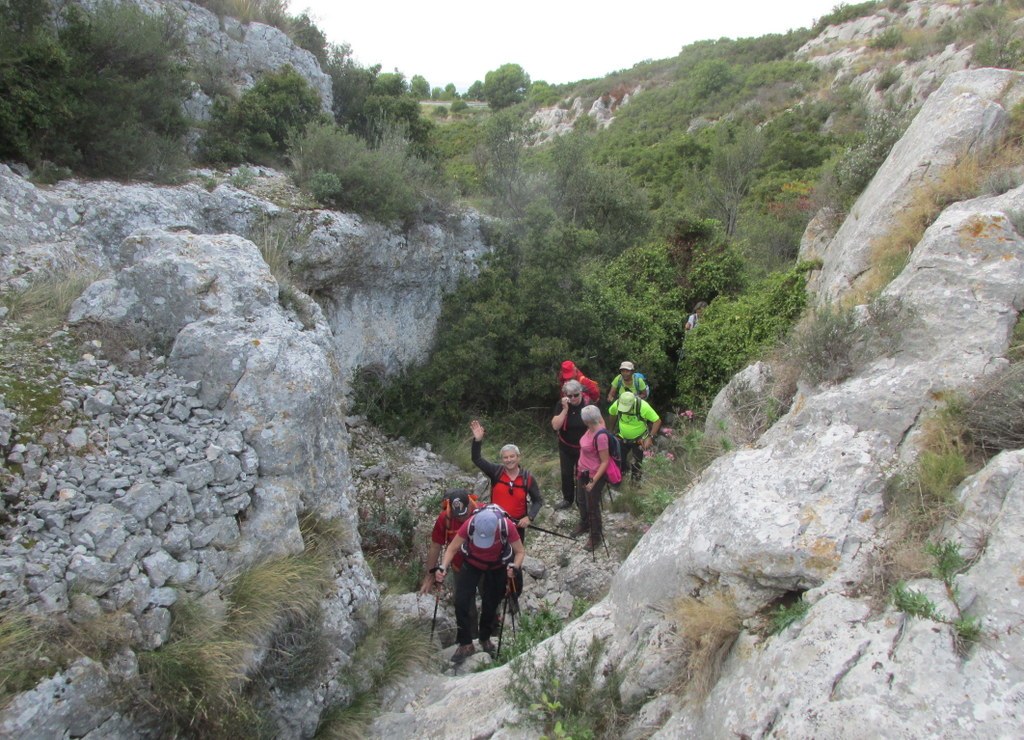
<box><xmin>560</xmin><ymin>360</ymin><xmax>577</xmax><ymax>380</ymax></box>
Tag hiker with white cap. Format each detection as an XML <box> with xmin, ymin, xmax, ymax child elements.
<box><xmin>607</xmin><ymin>360</ymin><xmax>649</xmax><ymax>403</ymax></box>
<box><xmin>435</xmin><ymin>503</ymin><xmax>525</xmax><ymax>664</ymax></box>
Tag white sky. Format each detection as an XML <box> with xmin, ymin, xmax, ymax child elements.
<box><xmin>296</xmin><ymin>1</ymin><xmax>846</xmax><ymax>91</ymax></box>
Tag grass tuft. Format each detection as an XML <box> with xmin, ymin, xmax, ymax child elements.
<box><xmin>0</xmin><ymin>608</ymin><xmax>57</xmax><ymax>708</ymax></box>
<box><xmin>668</xmin><ymin>592</ymin><xmax>742</xmax><ymax>700</ymax></box>
<box><xmin>314</xmin><ymin>611</ymin><xmax>432</xmax><ymax>739</ymax></box>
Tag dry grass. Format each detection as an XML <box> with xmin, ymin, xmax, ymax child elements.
<box><xmin>669</xmin><ymin>592</ymin><xmax>742</xmax><ymax>701</ymax></box>
<box><xmin>134</xmin><ymin>514</ymin><xmax>345</xmax><ymax>736</ymax></box>
<box><xmin>0</xmin><ymin>609</ymin><xmax>55</xmax><ymax>709</ymax></box>
<box><xmin>315</xmin><ymin>611</ymin><xmax>432</xmax><ymax>739</ymax></box>
<box><xmin>2</xmin><ymin>264</ymin><xmax>102</xmax><ymax>331</ymax></box>
<box><xmin>854</xmin><ymin>155</ymin><xmax>985</xmax><ymax>300</ymax></box>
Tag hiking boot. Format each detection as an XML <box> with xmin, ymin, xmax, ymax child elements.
<box><xmin>479</xmin><ymin>639</ymin><xmax>496</xmax><ymax>657</ymax></box>
<box><xmin>569</xmin><ymin>523</ymin><xmax>588</xmax><ymax>538</ymax></box>
<box><xmin>553</xmin><ymin>499</ymin><xmax>574</xmax><ymax>510</ymax></box>
<box><xmin>583</xmin><ymin>537</ymin><xmax>602</xmax><ymax>552</ymax></box>
<box><xmin>451</xmin><ymin>644</ymin><xmax>476</xmax><ymax>665</ymax></box>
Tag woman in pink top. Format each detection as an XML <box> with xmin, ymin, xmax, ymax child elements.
<box><xmin>575</xmin><ymin>404</ymin><xmax>611</xmax><ymax>552</ymax></box>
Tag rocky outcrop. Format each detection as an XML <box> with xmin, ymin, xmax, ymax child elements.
<box><xmin>530</xmin><ymin>87</ymin><xmax>639</xmax><ymax>145</ymax></box>
<box><xmin>72</xmin><ymin>0</ymin><xmax>332</xmax><ymax>114</ymax></box>
<box><xmin>797</xmin><ymin>1</ymin><xmax>973</xmax><ymax>110</ymax></box>
<box><xmin>0</xmin><ymin>165</ymin><xmax>488</xmax><ymax>374</ymax></box>
<box><xmin>800</xmin><ymin>68</ymin><xmax>1024</xmax><ymax>303</ymax></box>
<box><xmin>367</xmin><ymin>67</ymin><xmax>1024</xmax><ymax>739</ymax></box>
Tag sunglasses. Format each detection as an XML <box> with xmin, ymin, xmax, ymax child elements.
<box><xmin>567</xmin><ymin>393</ymin><xmax>582</xmax><ymax>398</ymax></box>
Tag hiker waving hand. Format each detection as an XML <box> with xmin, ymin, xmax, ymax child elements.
<box><xmin>469</xmin><ymin>420</ymin><xmax>543</xmax><ymax>536</ymax></box>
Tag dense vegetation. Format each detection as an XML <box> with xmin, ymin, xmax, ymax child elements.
<box><xmin>4</xmin><ymin>0</ymin><xmax>1023</xmax><ymax>437</ymax></box>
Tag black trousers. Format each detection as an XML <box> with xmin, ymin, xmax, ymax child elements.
<box><xmin>454</xmin><ymin>563</ymin><xmax>507</xmax><ymax>646</ymax></box>
<box><xmin>558</xmin><ymin>443</ymin><xmax>581</xmax><ymax>503</ymax></box>
<box><xmin>619</xmin><ymin>437</ymin><xmax>644</xmax><ymax>481</ymax></box>
<box><xmin>575</xmin><ymin>472</ymin><xmax>605</xmax><ymax>541</ymax></box>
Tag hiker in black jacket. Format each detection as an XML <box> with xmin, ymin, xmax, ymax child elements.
<box><xmin>550</xmin><ymin>379</ymin><xmax>587</xmax><ymax>510</ymax></box>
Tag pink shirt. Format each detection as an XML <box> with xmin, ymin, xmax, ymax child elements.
<box><xmin>578</xmin><ymin>427</ymin><xmax>609</xmax><ymax>476</ymax></box>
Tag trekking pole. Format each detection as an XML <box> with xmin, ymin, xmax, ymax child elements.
<box><xmin>528</xmin><ymin>523</ymin><xmax>578</xmax><ymax>541</ymax></box>
<box><xmin>507</xmin><ymin>573</ymin><xmax>519</xmax><ymax>637</ymax></box>
<box><xmin>496</xmin><ymin>593</ymin><xmax>509</xmax><ymax>659</ymax></box>
<box><xmin>428</xmin><ymin>567</ymin><xmax>442</xmax><ymax>641</ymax></box>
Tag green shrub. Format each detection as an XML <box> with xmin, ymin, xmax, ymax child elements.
<box><xmin>869</xmin><ymin>28</ymin><xmax>903</xmax><ymax>50</ymax></box>
<box><xmin>491</xmin><ymin>602</ymin><xmax>566</xmax><ymax>667</ymax></box>
<box><xmin>450</xmin><ymin>99</ymin><xmax>469</xmax><ymax>113</ymax></box>
<box><xmin>507</xmin><ymin>637</ymin><xmax>627</xmax><ymax>739</ymax></box>
<box><xmin>875</xmin><ymin>67</ymin><xmax>902</xmax><ymax>92</ymax></box>
<box><xmin>290</xmin><ymin>121</ymin><xmax>451</xmax><ymax>223</ymax></box>
<box><xmin>786</xmin><ymin>302</ymin><xmax>859</xmax><ymax>386</ymax></box>
<box><xmin>891</xmin><ymin>541</ymin><xmax>982</xmax><ymax>653</ymax></box>
<box><xmin>822</xmin><ymin>107</ymin><xmax>909</xmax><ymax>212</ymax></box>
<box><xmin>201</xmin><ymin>65</ymin><xmax>324</xmax><ymax>165</ymax></box>
<box><xmin>0</xmin><ymin>1</ymin><xmax>190</xmax><ymax>180</ymax></box>
<box><xmin>767</xmin><ymin>598</ymin><xmax>810</xmax><ymax>634</ymax></box>
<box><xmin>676</xmin><ymin>264</ymin><xmax>810</xmax><ymax>412</ymax></box>
<box><xmin>812</xmin><ymin>2</ymin><xmax>881</xmax><ymax>35</ymax></box>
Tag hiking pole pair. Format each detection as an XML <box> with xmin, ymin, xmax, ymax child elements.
<box><xmin>496</xmin><ymin>570</ymin><xmax>520</xmax><ymax>659</ymax></box>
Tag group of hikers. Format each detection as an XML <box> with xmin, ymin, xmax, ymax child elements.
<box><xmin>420</xmin><ymin>350</ymin><xmax>689</xmax><ymax>665</ymax></box>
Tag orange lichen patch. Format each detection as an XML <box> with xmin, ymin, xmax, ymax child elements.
<box><xmin>1015</xmin><ymin>560</ymin><xmax>1024</xmax><ymax>587</ymax></box>
<box><xmin>958</xmin><ymin>215</ymin><xmax>1005</xmax><ymax>240</ymax></box>
<box><xmin>800</xmin><ymin>537</ymin><xmax>841</xmax><ymax>574</ymax></box>
<box><xmin>251</xmin><ymin>339</ymin><xmax>260</xmax><ymax>346</ymax></box>
<box><xmin>858</xmin><ymin>508</ymin><xmax>874</xmax><ymax>523</ymax></box>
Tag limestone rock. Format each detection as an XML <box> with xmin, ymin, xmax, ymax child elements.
<box><xmin>800</xmin><ymin>68</ymin><xmax>1024</xmax><ymax>302</ymax></box>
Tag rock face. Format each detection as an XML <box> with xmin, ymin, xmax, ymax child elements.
<box><xmin>0</xmin><ymin>168</ymin><xmax>485</xmax><ymax>733</ymax></box>
<box><xmin>530</xmin><ymin>87</ymin><xmax>639</xmax><ymax>145</ymax></box>
<box><xmin>0</xmin><ymin>165</ymin><xmax>488</xmax><ymax>374</ymax></box>
<box><xmin>796</xmin><ymin>0</ymin><xmax>973</xmax><ymax>111</ymax></box>
<box><xmin>72</xmin><ymin>0</ymin><xmax>333</xmax><ymax>114</ymax></box>
<box><xmin>800</xmin><ymin>68</ymin><xmax>1024</xmax><ymax>302</ymax></box>
<box><xmin>367</xmin><ymin>67</ymin><xmax>1024</xmax><ymax>739</ymax></box>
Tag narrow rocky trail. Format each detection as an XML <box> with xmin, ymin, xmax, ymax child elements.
<box><xmin>346</xmin><ymin>416</ymin><xmax>648</xmax><ymax>658</ymax></box>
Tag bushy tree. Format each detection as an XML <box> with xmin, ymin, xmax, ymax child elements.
<box><xmin>201</xmin><ymin>65</ymin><xmax>324</xmax><ymax>164</ymax></box>
<box><xmin>478</xmin><ymin>109</ymin><xmax>533</xmax><ymax>217</ymax></box>
<box><xmin>287</xmin><ymin>12</ymin><xmax>328</xmax><ymax>66</ymax></box>
<box><xmin>483</xmin><ymin>63</ymin><xmax>530</xmax><ymax>109</ymax></box>
<box><xmin>466</xmin><ymin>80</ymin><xmax>484</xmax><ymax>100</ymax></box>
<box><xmin>0</xmin><ymin>0</ymin><xmax>190</xmax><ymax>180</ymax></box>
<box><xmin>410</xmin><ymin>74</ymin><xmax>430</xmax><ymax>99</ymax></box>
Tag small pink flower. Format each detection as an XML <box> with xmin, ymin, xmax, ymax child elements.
<box><xmin>660</xmin><ymin>427</ymin><xmax>674</xmax><ymax>438</ymax></box>
<box><xmin>643</xmin><ymin>449</ymin><xmax>654</xmax><ymax>458</ymax></box>
<box><xmin>666</xmin><ymin>452</ymin><xmax>675</xmax><ymax>462</ymax></box>
<box><xmin>683</xmin><ymin>409</ymin><xmax>694</xmax><ymax>420</ymax></box>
